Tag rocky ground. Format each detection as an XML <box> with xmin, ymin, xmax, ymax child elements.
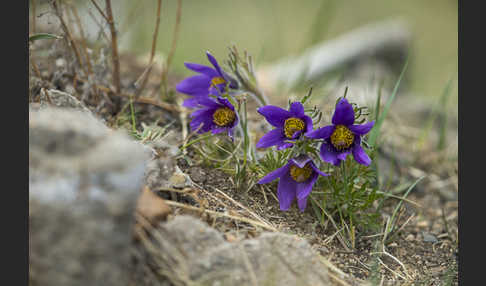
<box><xmin>29</xmin><ymin>32</ymin><xmax>457</xmax><ymax>286</ymax></box>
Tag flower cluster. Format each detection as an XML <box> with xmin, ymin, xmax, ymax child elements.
<box><xmin>176</xmin><ymin>51</ymin><xmax>239</xmax><ymax>137</ymax></box>
<box><xmin>256</xmin><ymin>98</ymin><xmax>374</xmax><ymax>211</ymax></box>
<box><xmin>176</xmin><ymin>51</ymin><xmax>374</xmax><ymax>213</ymax></box>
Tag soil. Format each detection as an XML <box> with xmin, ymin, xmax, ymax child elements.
<box><xmin>29</xmin><ymin>35</ymin><xmax>458</xmax><ymax>286</ymax></box>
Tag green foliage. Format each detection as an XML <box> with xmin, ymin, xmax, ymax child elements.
<box><xmin>368</xmin><ymin>60</ymin><xmax>409</xmax><ymax>148</ymax></box>
<box><xmin>29</xmin><ymin>33</ymin><xmax>62</xmax><ymax>43</ymax></box>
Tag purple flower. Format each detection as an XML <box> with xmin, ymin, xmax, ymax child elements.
<box><xmin>256</xmin><ymin>102</ymin><xmax>313</xmax><ymax>150</ymax></box>
<box><xmin>189</xmin><ymin>96</ymin><xmax>239</xmax><ymax>138</ymax></box>
<box><xmin>258</xmin><ymin>156</ymin><xmax>328</xmax><ymax>211</ymax></box>
<box><xmin>176</xmin><ymin>51</ymin><xmax>237</xmax><ymax>108</ymax></box>
<box><xmin>305</xmin><ymin>98</ymin><xmax>375</xmax><ymax>166</ymax></box>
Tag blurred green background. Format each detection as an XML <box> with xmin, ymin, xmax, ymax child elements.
<box><xmin>119</xmin><ymin>0</ymin><xmax>457</xmax><ymax>99</ymax></box>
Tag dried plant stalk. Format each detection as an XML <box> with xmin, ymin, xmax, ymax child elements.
<box><xmin>135</xmin><ymin>0</ymin><xmax>163</xmax><ymax>96</ymax></box>
<box><xmin>51</xmin><ymin>0</ymin><xmax>86</xmax><ymax>77</ymax></box>
<box><xmin>160</xmin><ymin>0</ymin><xmax>182</xmax><ymax>98</ymax></box>
<box><xmin>104</xmin><ymin>0</ymin><xmax>121</xmax><ymax>96</ymax></box>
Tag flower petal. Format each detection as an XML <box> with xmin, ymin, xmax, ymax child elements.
<box><xmin>184</xmin><ymin>62</ymin><xmax>218</xmax><ymax>78</ymax></box>
<box><xmin>176</xmin><ymin>74</ymin><xmax>211</xmax><ymax>96</ymax></box>
<box><xmin>310</xmin><ymin>162</ymin><xmax>329</xmax><ymax>177</ymax></box>
<box><xmin>258</xmin><ymin>163</ymin><xmax>291</xmax><ymax>184</ymax></box>
<box><xmin>305</xmin><ymin>125</ymin><xmax>335</xmax><ymax>139</ymax></box>
<box><xmin>211</xmin><ymin>126</ymin><xmax>226</xmax><ymax>134</ymax></box>
<box><xmin>256</xmin><ymin>129</ymin><xmax>285</xmax><ymax>149</ymax></box>
<box><xmin>337</xmin><ymin>150</ymin><xmax>350</xmax><ymax>161</ymax></box>
<box><xmin>276</xmin><ymin>142</ymin><xmax>294</xmax><ymax>150</ymax></box>
<box><xmin>296</xmin><ymin>173</ymin><xmax>319</xmax><ymax>212</ymax></box>
<box><xmin>296</xmin><ymin>172</ymin><xmax>318</xmax><ymax>200</ymax></box>
<box><xmin>257</xmin><ymin>105</ymin><xmax>292</xmax><ymax>127</ymax></box>
<box><xmin>303</xmin><ymin>114</ymin><xmax>314</xmax><ymax>133</ymax></box>
<box><xmin>332</xmin><ymin>98</ymin><xmax>355</xmax><ymax>125</ymax></box>
<box><xmin>206</xmin><ymin>51</ymin><xmax>224</xmax><ymax>77</ymax></box>
<box><xmin>277</xmin><ymin>173</ymin><xmax>297</xmax><ymax>211</ymax></box>
<box><xmin>349</xmin><ymin>121</ymin><xmax>375</xmax><ymax>135</ymax></box>
<box><xmin>197</xmin><ymin>96</ymin><xmax>222</xmax><ymax>109</ymax></box>
<box><xmin>190</xmin><ymin>108</ymin><xmax>214</xmax><ymax>133</ymax></box>
<box><xmin>216</xmin><ymin>96</ymin><xmax>235</xmax><ymax>110</ymax></box>
<box><xmin>291</xmin><ymin>156</ymin><xmax>312</xmax><ymax>168</ymax></box>
<box><xmin>320</xmin><ymin>142</ymin><xmax>341</xmax><ymax>166</ymax></box>
<box><xmin>182</xmin><ymin>97</ymin><xmax>203</xmax><ymax>108</ymax></box>
<box><xmin>352</xmin><ymin>142</ymin><xmax>371</xmax><ymax>166</ymax></box>
<box><xmin>297</xmin><ymin>196</ymin><xmax>309</xmax><ymax>212</ymax></box>
<box><xmin>289</xmin><ymin>101</ymin><xmax>305</xmax><ymax>117</ymax></box>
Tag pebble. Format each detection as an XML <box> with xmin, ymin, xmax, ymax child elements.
<box><xmin>422</xmin><ymin>232</ymin><xmax>439</xmax><ymax>243</ymax></box>
<box><xmin>406</xmin><ymin>234</ymin><xmax>415</xmax><ymax>241</ymax></box>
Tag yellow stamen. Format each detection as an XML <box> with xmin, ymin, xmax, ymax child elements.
<box><xmin>289</xmin><ymin>164</ymin><xmax>313</xmax><ymax>182</ymax></box>
<box><xmin>284</xmin><ymin>117</ymin><xmax>305</xmax><ymax>138</ymax></box>
<box><xmin>330</xmin><ymin>125</ymin><xmax>354</xmax><ymax>150</ymax></box>
<box><xmin>213</xmin><ymin>107</ymin><xmax>236</xmax><ymax>127</ymax></box>
<box><xmin>210</xmin><ymin>76</ymin><xmax>226</xmax><ymax>89</ymax></box>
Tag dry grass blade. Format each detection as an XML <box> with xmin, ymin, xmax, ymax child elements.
<box><xmin>30</xmin><ymin>0</ymin><xmax>36</xmax><ymax>33</ymax></box>
<box><xmin>238</xmin><ymin>244</ymin><xmax>258</xmax><ymax>286</ymax></box>
<box><xmin>51</xmin><ymin>0</ymin><xmax>86</xmax><ymax>77</ymax></box>
<box><xmin>89</xmin><ymin>0</ymin><xmax>109</xmax><ymax>22</ymax></box>
<box><xmin>135</xmin><ymin>0</ymin><xmax>163</xmax><ymax>96</ymax></box>
<box><xmin>164</xmin><ymin>200</ymin><xmax>277</xmax><ymax>232</ymax></box>
<box><xmin>69</xmin><ymin>4</ymin><xmax>94</xmax><ymax>76</ymax></box>
<box><xmin>211</xmin><ymin>186</ymin><xmax>275</xmax><ymax>229</ymax></box>
<box><xmin>160</xmin><ymin>0</ymin><xmax>182</xmax><ymax>98</ymax></box>
<box><xmin>135</xmin><ymin>96</ymin><xmax>181</xmax><ymax>113</ymax></box>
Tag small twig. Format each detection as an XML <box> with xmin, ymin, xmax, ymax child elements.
<box><xmin>69</xmin><ymin>4</ymin><xmax>94</xmax><ymax>75</ymax></box>
<box><xmin>104</xmin><ymin>0</ymin><xmax>121</xmax><ymax>96</ymax></box>
<box><xmin>29</xmin><ymin>49</ymin><xmax>42</xmax><ymax>79</ymax></box>
<box><xmin>160</xmin><ymin>0</ymin><xmax>182</xmax><ymax>98</ymax></box>
<box><xmin>69</xmin><ymin>3</ymin><xmax>99</xmax><ymax>99</ymax></box>
<box><xmin>178</xmin><ymin>97</ymin><xmax>189</xmax><ymax>155</ymax></box>
<box><xmin>51</xmin><ymin>0</ymin><xmax>86</xmax><ymax>77</ymax></box>
<box><xmin>164</xmin><ymin>200</ymin><xmax>277</xmax><ymax>232</ymax></box>
<box><xmin>86</xmin><ymin>7</ymin><xmax>109</xmax><ymax>42</ymax></box>
<box><xmin>135</xmin><ymin>0</ymin><xmax>162</xmax><ymax>97</ymax></box>
<box><xmin>89</xmin><ymin>0</ymin><xmax>109</xmax><ymax>22</ymax></box>
<box><xmin>238</xmin><ymin>244</ymin><xmax>258</xmax><ymax>286</ymax></box>
<box><xmin>211</xmin><ymin>186</ymin><xmax>274</xmax><ymax>229</ymax></box>
<box><xmin>135</xmin><ymin>96</ymin><xmax>181</xmax><ymax>113</ymax></box>
<box><xmin>371</xmin><ymin>251</ymin><xmax>412</xmax><ymax>280</ymax></box>
<box><xmin>30</xmin><ymin>0</ymin><xmax>36</xmax><ymax>33</ymax></box>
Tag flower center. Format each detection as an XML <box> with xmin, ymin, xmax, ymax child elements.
<box><xmin>330</xmin><ymin>125</ymin><xmax>354</xmax><ymax>150</ymax></box>
<box><xmin>210</xmin><ymin>76</ymin><xmax>226</xmax><ymax>89</ymax></box>
<box><xmin>213</xmin><ymin>107</ymin><xmax>236</xmax><ymax>127</ymax></box>
<box><xmin>284</xmin><ymin>117</ymin><xmax>305</xmax><ymax>138</ymax></box>
<box><xmin>289</xmin><ymin>164</ymin><xmax>313</xmax><ymax>183</ymax></box>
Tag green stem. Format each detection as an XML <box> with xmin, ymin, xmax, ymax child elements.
<box><xmin>129</xmin><ymin>97</ymin><xmax>136</xmax><ymax>133</ymax></box>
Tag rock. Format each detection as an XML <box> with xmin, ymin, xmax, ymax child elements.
<box><xmin>29</xmin><ymin>107</ymin><xmax>151</xmax><ymax>286</ymax></box>
<box><xmin>38</xmin><ymin>89</ymin><xmax>92</xmax><ymax>113</ymax></box>
<box><xmin>405</xmin><ymin>234</ymin><xmax>415</xmax><ymax>242</ymax></box>
<box><xmin>422</xmin><ymin>232</ymin><xmax>438</xmax><ymax>243</ymax></box>
<box><xmin>168</xmin><ymin>166</ymin><xmax>192</xmax><ymax>189</ymax></box>
<box><xmin>133</xmin><ymin>215</ymin><xmax>330</xmax><ymax>286</ymax></box>
<box><xmin>135</xmin><ymin>185</ymin><xmax>172</xmax><ymax>225</ymax></box>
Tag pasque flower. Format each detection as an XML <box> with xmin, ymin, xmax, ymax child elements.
<box><xmin>305</xmin><ymin>98</ymin><xmax>374</xmax><ymax>166</ymax></box>
<box><xmin>176</xmin><ymin>51</ymin><xmax>237</xmax><ymax>108</ymax></box>
<box><xmin>258</xmin><ymin>156</ymin><xmax>328</xmax><ymax>211</ymax></box>
<box><xmin>189</xmin><ymin>96</ymin><xmax>239</xmax><ymax>138</ymax></box>
<box><xmin>256</xmin><ymin>102</ymin><xmax>313</xmax><ymax>150</ymax></box>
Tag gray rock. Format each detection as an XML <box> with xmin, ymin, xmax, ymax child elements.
<box><xmin>29</xmin><ymin>107</ymin><xmax>151</xmax><ymax>286</ymax></box>
<box><xmin>422</xmin><ymin>232</ymin><xmax>439</xmax><ymax>243</ymax></box>
<box><xmin>38</xmin><ymin>89</ymin><xmax>92</xmax><ymax>113</ymax></box>
<box><xmin>134</xmin><ymin>215</ymin><xmax>330</xmax><ymax>286</ymax></box>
